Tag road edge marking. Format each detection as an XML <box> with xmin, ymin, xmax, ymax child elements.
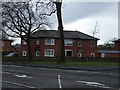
<box><xmin>1</xmin><ymin>80</ymin><xmax>36</xmax><ymax>88</ymax></box>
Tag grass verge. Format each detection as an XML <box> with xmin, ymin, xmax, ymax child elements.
<box><xmin>25</xmin><ymin>62</ymin><xmax>119</xmax><ymax>66</ymax></box>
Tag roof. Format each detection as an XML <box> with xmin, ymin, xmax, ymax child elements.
<box><xmin>98</xmin><ymin>50</ymin><xmax>120</xmax><ymax>53</ymax></box>
<box><xmin>113</xmin><ymin>39</ymin><xmax>120</xmax><ymax>42</ymax></box>
<box><xmin>31</xmin><ymin>30</ymin><xmax>99</xmax><ymax>40</ymax></box>
<box><xmin>0</xmin><ymin>37</ymin><xmax>13</xmax><ymax>41</ymax></box>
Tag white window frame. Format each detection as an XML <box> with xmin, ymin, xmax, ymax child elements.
<box><xmin>36</xmin><ymin>51</ymin><xmax>40</xmax><ymax>56</ymax></box>
<box><xmin>22</xmin><ymin>51</ymin><xmax>26</xmax><ymax>56</ymax></box>
<box><xmin>91</xmin><ymin>53</ymin><xmax>95</xmax><ymax>57</ymax></box>
<box><xmin>44</xmin><ymin>49</ymin><xmax>54</xmax><ymax>57</ymax></box>
<box><xmin>65</xmin><ymin>50</ymin><xmax>73</xmax><ymax>57</ymax></box>
<box><xmin>78</xmin><ymin>40</ymin><xmax>82</xmax><ymax>47</ymax></box>
<box><xmin>64</xmin><ymin>39</ymin><xmax>73</xmax><ymax>46</ymax></box>
<box><xmin>36</xmin><ymin>39</ymin><xmax>40</xmax><ymax>45</ymax></box>
<box><xmin>101</xmin><ymin>53</ymin><xmax>105</xmax><ymax>58</ymax></box>
<box><xmin>77</xmin><ymin>51</ymin><xmax>82</xmax><ymax>57</ymax></box>
<box><xmin>45</xmin><ymin>38</ymin><xmax>55</xmax><ymax>45</ymax></box>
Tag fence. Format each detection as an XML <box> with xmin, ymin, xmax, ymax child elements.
<box><xmin>2</xmin><ymin>56</ymin><xmax>120</xmax><ymax>62</ymax></box>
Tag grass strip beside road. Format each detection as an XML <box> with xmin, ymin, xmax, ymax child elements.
<box><xmin>25</xmin><ymin>62</ymin><xmax>119</xmax><ymax>66</ymax></box>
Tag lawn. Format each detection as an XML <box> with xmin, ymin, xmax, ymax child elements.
<box><xmin>25</xmin><ymin>61</ymin><xmax>119</xmax><ymax>66</ymax></box>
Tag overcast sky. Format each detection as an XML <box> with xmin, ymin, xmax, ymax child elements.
<box><xmin>51</xmin><ymin>1</ymin><xmax>118</xmax><ymax>45</ymax></box>
<box><xmin>12</xmin><ymin>1</ymin><xmax>118</xmax><ymax>45</ymax></box>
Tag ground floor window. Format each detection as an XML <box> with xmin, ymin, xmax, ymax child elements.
<box><xmin>65</xmin><ymin>50</ymin><xmax>73</xmax><ymax>57</ymax></box>
<box><xmin>36</xmin><ymin>51</ymin><xmax>40</xmax><ymax>56</ymax></box>
<box><xmin>101</xmin><ymin>53</ymin><xmax>105</xmax><ymax>58</ymax></box>
<box><xmin>91</xmin><ymin>53</ymin><xmax>95</xmax><ymax>57</ymax></box>
<box><xmin>22</xmin><ymin>51</ymin><xmax>26</xmax><ymax>56</ymax></box>
<box><xmin>77</xmin><ymin>51</ymin><xmax>82</xmax><ymax>57</ymax></box>
<box><xmin>44</xmin><ymin>49</ymin><xmax>54</xmax><ymax>57</ymax></box>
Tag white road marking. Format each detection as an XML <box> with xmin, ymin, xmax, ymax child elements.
<box><xmin>76</xmin><ymin>80</ymin><xmax>113</xmax><ymax>89</ymax></box>
<box><xmin>58</xmin><ymin>75</ymin><xmax>62</xmax><ymax>89</ymax></box>
<box><xmin>1</xmin><ymin>80</ymin><xmax>36</xmax><ymax>88</ymax></box>
<box><xmin>0</xmin><ymin>71</ymin><xmax>33</xmax><ymax>79</ymax></box>
<box><xmin>14</xmin><ymin>74</ymin><xmax>33</xmax><ymax>78</ymax></box>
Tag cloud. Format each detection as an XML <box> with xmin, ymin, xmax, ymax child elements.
<box><xmin>62</xmin><ymin>2</ymin><xmax>115</xmax><ymax>24</ymax></box>
<box><xmin>59</xmin><ymin>2</ymin><xmax>118</xmax><ymax>44</ymax></box>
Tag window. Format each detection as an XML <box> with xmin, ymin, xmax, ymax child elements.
<box><xmin>78</xmin><ymin>40</ymin><xmax>82</xmax><ymax>47</ymax></box>
<box><xmin>36</xmin><ymin>51</ymin><xmax>40</xmax><ymax>56</ymax></box>
<box><xmin>77</xmin><ymin>51</ymin><xmax>82</xmax><ymax>57</ymax></box>
<box><xmin>22</xmin><ymin>51</ymin><xmax>26</xmax><ymax>56</ymax></box>
<box><xmin>64</xmin><ymin>39</ymin><xmax>73</xmax><ymax>46</ymax></box>
<box><xmin>65</xmin><ymin>50</ymin><xmax>73</xmax><ymax>57</ymax></box>
<box><xmin>101</xmin><ymin>53</ymin><xmax>105</xmax><ymax>58</ymax></box>
<box><xmin>91</xmin><ymin>53</ymin><xmax>95</xmax><ymax>57</ymax></box>
<box><xmin>2</xmin><ymin>41</ymin><xmax>4</xmax><ymax>46</ymax></box>
<box><xmin>91</xmin><ymin>40</ymin><xmax>95</xmax><ymax>47</ymax></box>
<box><xmin>44</xmin><ymin>49</ymin><xmax>54</xmax><ymax>57</ymax></box>
<box><xmin>45</xmin><ymin>38</ymin><xmax>54</xmax><ymax>45</ymax></box>
<box><xmin>36</xmin><ymin>39</ymin><xmax>40</xmax><ymax>45</ymax></box>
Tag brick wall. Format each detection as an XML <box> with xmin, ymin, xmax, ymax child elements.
<box><xmin>114</xmin><ymin>42</ymin><xmax>120</xmax><ymax>51</ymax></box>
<box><xmin>20</xmin><ymin>38</ymin><xmax>98</xmax><ymax>58</ymax></box>
<box><xmin>0</xmin><ymin>40</ymin><xmax>12</xmax><ymax>52</ymax></box>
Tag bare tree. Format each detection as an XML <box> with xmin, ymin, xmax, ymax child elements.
<box><xmin>2</xmin><ymin>1</ymin><xmax>53</xmax><ymax>61</ymax></box>
<box><xmin>2</xmin><ymin>0</ymin><xmax>65</xmax><ymax>62</ymax></box>
<box><xmin>54</xmin><ymin>0</ymin><xmax>65</xmax><ymax>63</ymax></box>
<box><xmin>92</xmin><ymin>21</ymin><xmax>99</xmax><ymax>38</ymax></box>
<box><xmin>90</xmin><ymin>21</ymin><xmax>99</xmax><ymax>57</ymax></box>
<box><xmin>41</xmin><ymin>0</ymin><xmax>65</xmax><ymax>63</ymax></box>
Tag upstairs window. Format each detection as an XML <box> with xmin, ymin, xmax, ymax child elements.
<box><xmin>36</xmin><ymin>39</ymin><xmax>40</xmax><ymax>45</ymax></box>
<box><xmin>78</xmin><ymin>40</ymin><xmax>82</xmax><ymax>47</ymax></box>
<box><xmin>45</xmin><ymin>38</ymin><xmax>54</xmax><ymax>45</ymax></box>
<box><xmin>64</xmin><ymin>39</ymin><xmax>73</xmax><ymax>46</ymax></box>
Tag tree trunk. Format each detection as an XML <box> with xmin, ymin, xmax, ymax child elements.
<box><xmin>27</xmin><ymin>39</ymin><xmax>32</xmax><ymax>62</ymax></box>
<box><xmin>55</xmin><ymin>2</ymin><xmax>65</xmax><ymax>63</ymax></box>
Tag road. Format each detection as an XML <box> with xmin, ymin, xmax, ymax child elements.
<box><xmin>1</xmin><ymin>64</ymin><xmax>119</xmax><ymax>89</ymax></box>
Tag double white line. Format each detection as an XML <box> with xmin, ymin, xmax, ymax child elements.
<box><xmin>58</xmin><ymin>75</ymin><xmax>62</xmax><ymax>89</ymax></box>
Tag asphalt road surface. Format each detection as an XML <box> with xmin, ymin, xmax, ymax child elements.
<box><xmin>1</xmin><ymin>64</ymin><xmax>119</xmax><ymax>89</ymax></box>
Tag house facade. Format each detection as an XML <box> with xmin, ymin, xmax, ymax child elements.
<box><xmin>20</xmin><ymin>30</ymin><xmax>99</xmax><ymax>58</ymax></box>
<box><xmin>0</xmin><ymin>38</ymin><xmax>13</xmax><ymax>52</ymax></box>
<box><xmin>98</xmin><ymin>39</ymin><xmax>120</xmax><ymax>58</ymax></box>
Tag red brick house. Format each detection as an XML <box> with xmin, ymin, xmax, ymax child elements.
<box><xmin>98</xmin><ymin>39</ymin><xmax>120</xmax><ymax>58</ymax></box>
<box><xmin>11</xmin><ymin>44</ymin><xmax>20</xmax><ymax>55</ymax></box>
<box><xmin>0</xmin><ymin>37</ymin><xmax>13</xmax><ymax>52</ymax></box>
<box><xmin>20</xmin><ymin>30</ymin><xmax>99</xmax><ymax>58</ymax></box>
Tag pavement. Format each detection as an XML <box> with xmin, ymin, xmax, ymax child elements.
<box><xmin>2</xmin><ymin>62</ymin><xmax>120</xmax><ymax>71</ymax></box>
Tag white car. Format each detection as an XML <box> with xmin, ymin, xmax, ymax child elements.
<box><xmin>5</xmin><ymin>53</ymin><xmax>15</xmax><ymax>57</ymax></box>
